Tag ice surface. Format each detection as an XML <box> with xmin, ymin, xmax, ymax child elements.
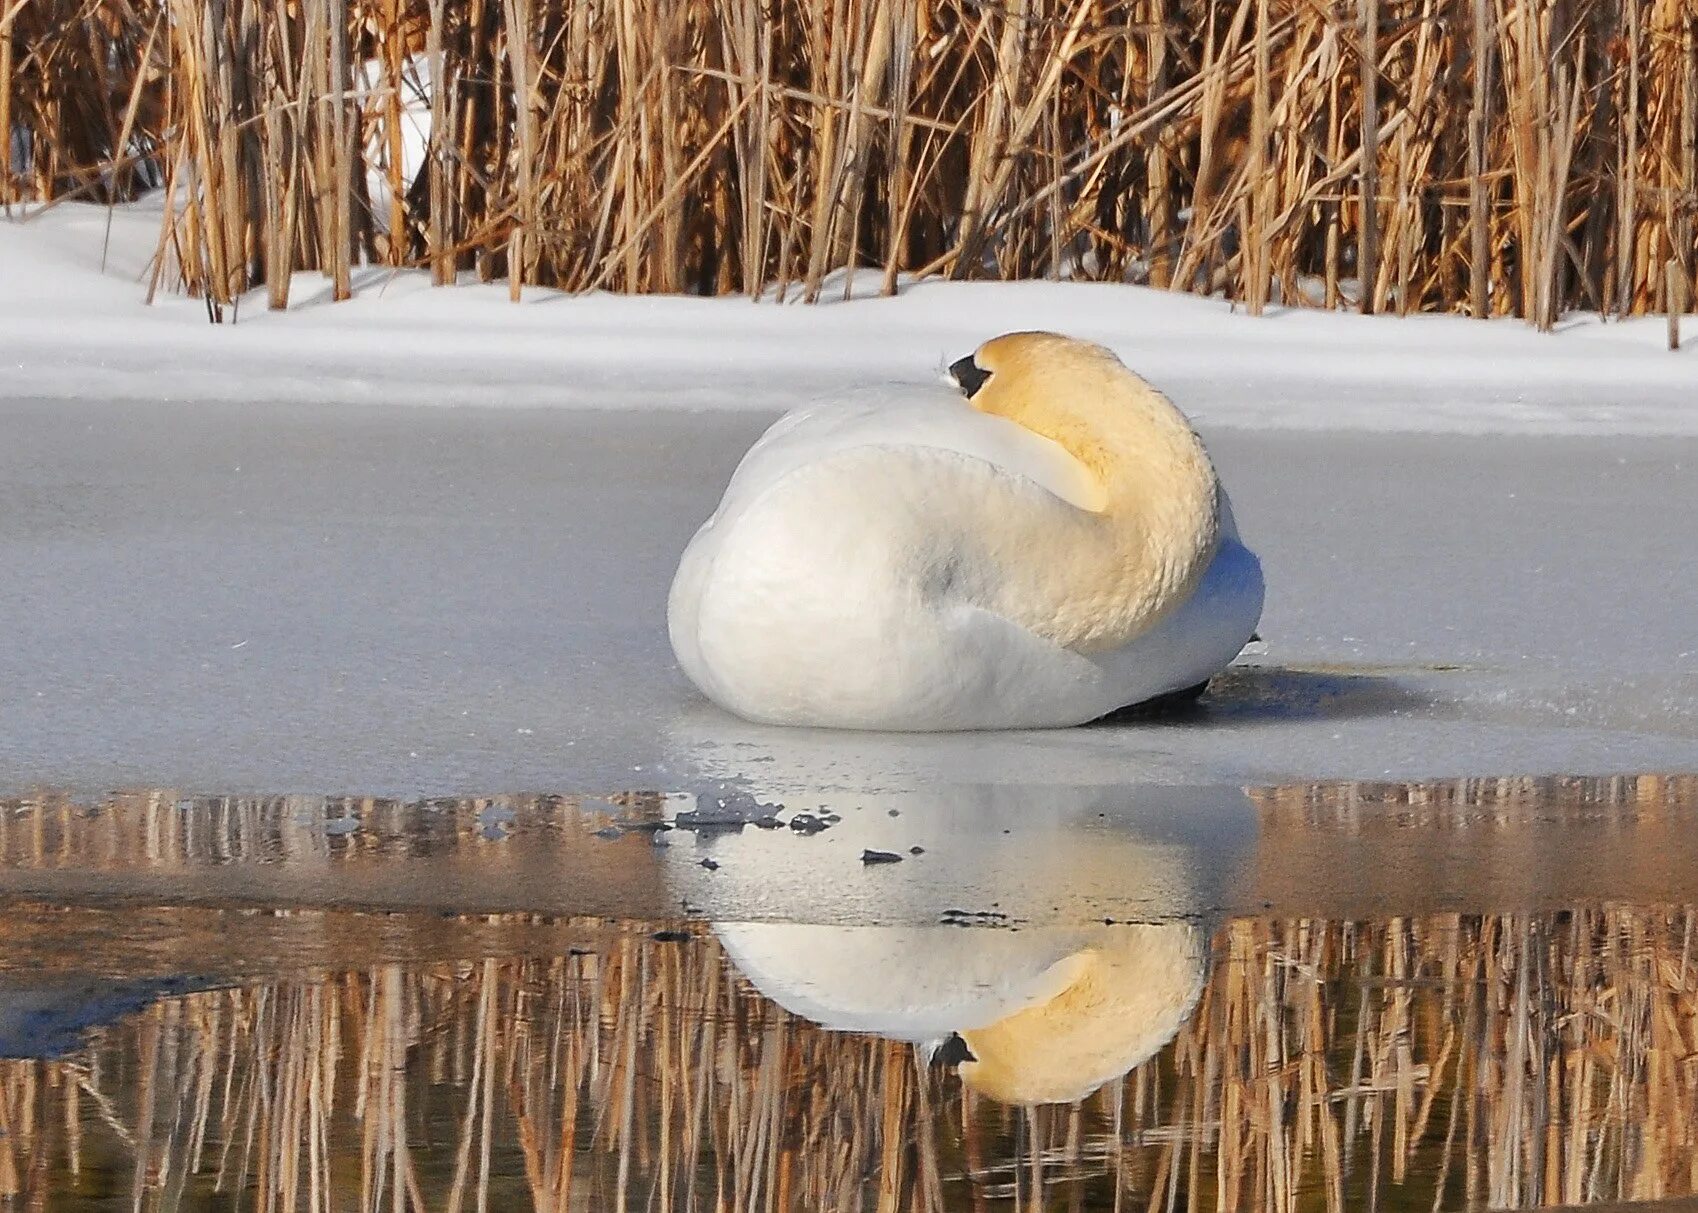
<box><xmin>1</xmin><ymin>399</ymin><xmax>1694</xmax><ymax>800</ymax></box>
<box><xmin>0</xmin><ymin>974</ymin><xmax>210</xmax><ymax>1059</ymax></box>
<box><xmin>2</xmin><ymin>200</ymin><xmax>1697</xmax><ymax>801</ymax></box>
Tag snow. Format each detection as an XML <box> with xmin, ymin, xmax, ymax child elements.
<box><xmin>2</xmin><ymin>196</ymin><xmax>1693</xmax><ymax>434</ymax></box>
<box><xmin>2</xmin><ymin>198</ymin><xmax>1697</xmax><ymax>806</ymax></box>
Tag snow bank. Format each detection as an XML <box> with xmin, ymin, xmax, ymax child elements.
<box><xmin>2</xmin><ymin>196</ymin><xmax>1692</xmax><ymax>434</ymax></box>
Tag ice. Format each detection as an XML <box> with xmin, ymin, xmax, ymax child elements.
<box><xmin>1</xmin><ymin>400</ymin><xmax>1694</xmax><ymax>800</ymax></box>
<box><xmin>2</xmin><ymin>200</ymin><xmax>1697</xmax><ymax>801</ymax></box>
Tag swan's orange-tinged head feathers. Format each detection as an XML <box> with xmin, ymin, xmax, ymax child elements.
<box><xmin>947</xmin><ymin>332</ymin><xmax>1191</xmax><ymax>486</ymax></box>
<box><xmin>950</xmin><ymin>331</ymin><xmax>1130</xmax><ymax>419</ymax></box>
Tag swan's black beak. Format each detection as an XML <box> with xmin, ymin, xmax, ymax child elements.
<box><xmin>930</xmin><ymin>1033</ymin><xmax>976</xmax><ymax>1068</ymax></box>
<box><xmin>949</xmin><ymin>355</ymin><xmax>991</xmax><ymax>400</ymax></box>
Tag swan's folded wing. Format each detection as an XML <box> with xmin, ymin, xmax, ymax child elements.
<box><xmin>719</xmin><ymin>385</ymin><xmax>1103</xmax><ymax>521</ymax></box>
<box><xmin>931</xmin><ymin>603</ymin><xmax>1128</xmax><ymax>728</ymax></box>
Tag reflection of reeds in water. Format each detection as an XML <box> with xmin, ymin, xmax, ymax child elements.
<box><xmin>0</xmin><ymin>790</ymin><xmax>672</xmax><ymax>870</ymax></box>
<box><xmin>0</xmin><ymin>906</ymin><xmax>1694</xmax><ymax>1210</ymax></box>
<box><xmin>1248</xmin><ymin>772</ymin><xmax>1698</xmax><ymax>820</ymax></box>
<box><xmin>6</xmin><ymin>774</ymin><xmax>1696</xmax><ymax>874</ymax></box>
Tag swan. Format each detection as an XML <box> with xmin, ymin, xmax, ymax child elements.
<box><xmin>668</xmin><ymin>331</ymin><xmax>1263</xmax><ymax>729</ymax></box>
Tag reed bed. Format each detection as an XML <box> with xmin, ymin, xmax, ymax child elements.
<box><xmin>4</xmin><ymin>0</ymin><xmax>1694</xmax><ymax>327</ymax></box>
<box><xmin>0</xmin><ymin>903</ymin><xmax>1693</xmax><ymax>1210</ymax></box>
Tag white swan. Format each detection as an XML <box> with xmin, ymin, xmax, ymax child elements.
<box><xmin>668</xmin><ymin>331</ymin><xmax>1263</xmax><ymax>730</ymax></box>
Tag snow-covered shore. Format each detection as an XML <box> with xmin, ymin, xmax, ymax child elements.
<box><xmin>3</xmin><ymin>198</ymin><xmax>1693</xmax><ymax>435</ymax></box>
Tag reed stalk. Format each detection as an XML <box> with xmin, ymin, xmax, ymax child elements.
<box><xmin>5</xmin><ymin>0</ymin><xmax>1694</xmax><ymax>325</ymax></box>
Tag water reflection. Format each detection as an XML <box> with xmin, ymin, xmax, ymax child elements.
<box><xmin>1</xmin><ymin>776</ymin><xmax>1697</xmax><ymax>1208</ymax></box>
<box><xmin>8</xmin><ymin>776</ymin><xmax>1698</xmax><ymax>923</ymax></box>
<box><xmin>0</xmin><ymin>907</ymin><xmax>1692</xmax><ymax>1209</ymax></box>
<box><xmin>719</xmin><ymin>921</ymin><xmax>1205</xmax><ymax>1105</ymax></box>
<box><xmin>0</xmin><ymin>783</ymin><xmax>1262</xmax><ymax>927</ymax></box>
<box><xmin>660</xmin><ymin>782</ymin><xmax>1255</xmax><ymax>927</ymax></box>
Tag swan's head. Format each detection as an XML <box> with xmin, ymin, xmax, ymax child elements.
<box><xmin>947</xmin><ymin>332</ymin><xmax>1189</xmax><ymax>485</ymax></box>
<box><xmin>949</xmin><ymin>331</ymin><xmax>1127</xmax><ymax>419</ymax></box>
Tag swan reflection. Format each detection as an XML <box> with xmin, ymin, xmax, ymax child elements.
<box><xmin>679</xmin><ymin>781</ymin><xmax>1239</xmax><ymax>1105</ymax></box>
<box><xmin>719</xmin><ymin>919</ymin><xmax>1205</xmax><ymax>1105</ymax></box>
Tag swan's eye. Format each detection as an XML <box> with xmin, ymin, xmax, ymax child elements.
<box><xmin>949</xmin><ymin>355</ymin><xmax>991</xmax><ymax>399</ymax></box>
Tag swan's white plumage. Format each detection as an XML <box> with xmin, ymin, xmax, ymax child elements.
<box><xmin>669</xmin><ymin>337</ymin><xmax>1263</xmax><ymax>730</ymax></box>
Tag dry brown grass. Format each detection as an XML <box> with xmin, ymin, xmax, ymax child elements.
<box><xmin>4</xmin><ymin>0</ymin><xmax>1695</xmax><ymax>328</ymax></box>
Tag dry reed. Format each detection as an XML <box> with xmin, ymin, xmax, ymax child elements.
<box><xmin>3</xmin><ymin>0</ymin><xmax>1695</xmax><ymax>329</ymax></box>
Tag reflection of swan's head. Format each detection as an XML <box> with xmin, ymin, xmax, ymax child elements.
<box><xmin>717</xmin><ymin>920</ymin><xmax>1206</xmax><ymax>1107</ymax></box>
<box><xmin>948</xmin><ymin>925</ymin><xmax>1205</xmax><ymax>1106</ymax></box>
<box><xmin>948</xmin><ymin>332</ymin><xmax>1193</xmax><ymax>483</ymax></box>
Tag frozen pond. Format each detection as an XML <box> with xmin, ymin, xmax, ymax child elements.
<box><xmin>3</xmin><ymin>396</ymin><xmax>1698</xmax><ymax>1209</ymax></box>
<box><xmin>4</xmin><ymin>399</ymin><xmax>1698</xmax><ymax>799</ymax></box>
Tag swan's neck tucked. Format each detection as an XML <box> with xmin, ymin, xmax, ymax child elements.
<box><xmin>1011</xmin><ymin>380</ymin><xmax>1219</xmax><ymax>653</ymax></box>
<box><xmin>1062</xmin><ymin>386</ymin><xmax>1214</xmax><ymax>517</ymax></box>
